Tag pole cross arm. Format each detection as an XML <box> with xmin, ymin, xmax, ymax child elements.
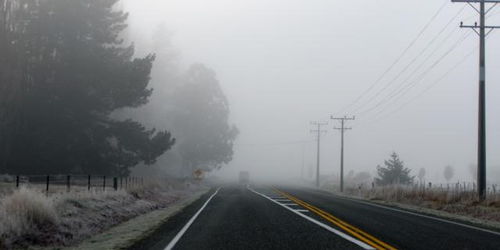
<box><xmin>452</xmin><ymin>0</ymin><xmax>500</xmax><ymax>3</ymax></box>
<box><xmin>460</xmin><ymin>23</ymin><xmax>500</xmax><ymax>36</ymax></box>
<box><xmin>331</xmin><ymin>115</ymin><xmax>356</xmax><ymax>121</ymax></box>
<box><xmin>460</xmin><ymin>24</ymin><xmax>500</xmax><ymax>29</ymax></box>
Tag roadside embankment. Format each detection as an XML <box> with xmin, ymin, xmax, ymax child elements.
<box><xmin>0</xmin><ymin>179</ymin><xmax>209</xmax><ymax>249</ymax></box>
<box><xmin>338</xmin><ymin>185</ymin><xmax>500</xmax><ymax>230</ymax></box>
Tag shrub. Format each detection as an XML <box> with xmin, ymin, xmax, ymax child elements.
<box><xmin>0</xmin><ymin>187</ymin><xmax>58</xmax><ymax>247</ymax></box>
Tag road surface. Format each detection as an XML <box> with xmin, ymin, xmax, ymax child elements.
<box><xmin>130</xmin><ymin>185</ymin><xmax>500</xmax><ymax>250</ymax></box>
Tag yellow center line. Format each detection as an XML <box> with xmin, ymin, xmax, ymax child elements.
<box><xmin>274</xmin><ymin>188</ymin><xmax>397</xmax><ymax>250</ymax></box>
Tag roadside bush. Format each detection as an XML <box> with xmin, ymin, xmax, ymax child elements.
<box><xmin>0</xmin><ymin>187</ymin><xmax>58</xmax><ymax>247</ymax></box>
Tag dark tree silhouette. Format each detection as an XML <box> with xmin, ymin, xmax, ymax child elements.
<box><xmin>444</xmin><ymin>165</ymin><xmax>454</xmax><ymax>182</ymax></box>
<box><xmin>170</xmin><ymin>64</ymin><xmax>238</xmax><ymax>175</ymax></box>
<box><xmin>0</xmin><ymin>0</ymin><xmax>175</xmax><ymax>175</ymax></box>
<box><xmin>375</xmin><ymin>152</ymin><xmax>414</xmax><ymax>185</ymax></box>
<box><xmin>418</xmin><ymin>168</ymin><xmax>426</xmax><ymax>183</ymax></box>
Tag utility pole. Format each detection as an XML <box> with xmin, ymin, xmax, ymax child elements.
<box><xmin>301</xmin><ymin>142</ymin><xmax>305</xmax><ymax>181</ymax></box>
<box><xmin>331</xmin><ymin>116</ymin><xmax>355</xmax><ymax>192</ymax></box>
<box><xmin>310</xmin><ymin>122</ymin><xmax>327</xmax><ymax>188</ymax></box>
<box><xmin>452</xmin><ymin>0</ymin><xmax>500</xmax><ymax>200</ymax></box>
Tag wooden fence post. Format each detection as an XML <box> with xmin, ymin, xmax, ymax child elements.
<box><xmin>88</xmin><ymin>175</ymin><xmax>91</xmax><ymax>191</ymax></box>
<box><xmin>103</xmin><ymin>176</ymin><xmax>106</xmax><ymax>191</ymax></box>
<box><xmin>66</xmin><ymin>175</ymin><xmax>71</xmax><ymax>192</ymax></box>
<box><xmin>113</xmin><ymin>177</ymin><xmax>118</xmax><ymax>191</ymax></box>
<box><xmin>46</xmin><ymin>175</ymin><xmax>50</xmax><ymax>194</ymax></box>
<box><xmin>16</xmin><ymin>175</ymin><xmax>19</xmax><ymax>188</ymax></box>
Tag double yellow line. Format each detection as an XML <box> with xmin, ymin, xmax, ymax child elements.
<box><xmin>274</xmin><ymin>188</ymin><xmax>397</xmax><ymax>250</ymax></box>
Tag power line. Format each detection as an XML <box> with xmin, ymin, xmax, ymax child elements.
<box><xmin>357</xmin><ymin>30</ymin><xmax>472</xmax><ymax>118</ymax></box>
<box><xmin>356</xmin><ymin>45</ymin><xmax>476</xmax><ymax>128</ymax></box>
<box><xmin>235</xmin><ymin>140</ymin><xmax>314</xmax><ymax>147</ymax></box>
<box><xmin>349</xmin><ymin>5</ymin><xmax>466</xmax><ymax>115</ymax></box>
<box><xmin>336</xmin><ymin>0</ymin><xmax>449</xmax><ymax>115</ymax></box>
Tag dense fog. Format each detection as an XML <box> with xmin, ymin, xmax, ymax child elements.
<box><xmin>2</xmin><ymin>0</ymin><xmax>500</xmax><ymax>187</ymax></box>
<box><xmin>120</xmin><ymin>0</ymin><xmax>500</xmax><ymax>185</ymax></box>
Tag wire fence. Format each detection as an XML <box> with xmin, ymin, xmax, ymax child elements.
<box><xmin>339</xmin><ymin>181</ymin><xmax>500</xmax><ymax>202</ymax></box>
<box><xmin>0</xmin><ymin>174</ymin><xmax>144</xmax><ymax>194</ymax></box>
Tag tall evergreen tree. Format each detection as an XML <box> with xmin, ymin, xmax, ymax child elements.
<box><xmin>0</xmin><ymin>0</ymin><xmax>175</xmax><ymax>175</ymax></box>
<box><xmin>170</xmin><ymin>64</ymin><xmax>238</xmax><ymax>175</ymax></box>
<box><xmin>444</xmin><ymin>165</ymin><xmax>454</xmax><ymax>182</ymax></box>
<box><xmin>375</xmin><ymin>152</ymin><xmax>414</xmax><ymax>185</ymax></box>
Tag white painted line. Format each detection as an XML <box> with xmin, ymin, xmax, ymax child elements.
<box><xmin>165</xmin><ymin>188</ymin><xmax>221</xmax><ymax>250</ymax></box>
<box><xmin>281</xmin><ymin>203</ymin><xmax>300</xmax><ymax>206</ymax></box>
<box><xmin>247</xmin><ymin>187</ymin><xmax>374</xmax><ymax>250</ymax></box>
<box><xmin>295</xmin><ymin>209</ymin><xmax>310</xmax><ymax>213</ymax></box>
<box><xmin>338</xmin><ymin>195</ymin><xmax>500</xmax><ymax>237</ymax></box>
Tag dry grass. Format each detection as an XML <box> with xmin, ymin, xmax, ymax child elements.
<box><xmin>0</xmin><ymin>178</ymin><xmax>200</xmax><ymax>249</ymax></box>
<box><xmin>341</xmin><ymin>184</ymin><xmax>500</xmax><ymax>223</ymax></box>
<box><xmin>0</xmin><ymin>187</ymin><xmax>59</xmax><ymax>247</ymax></box>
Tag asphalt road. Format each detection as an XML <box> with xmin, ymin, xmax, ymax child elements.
<box><xmin>131</xmin><ymin>185</ymin><xmax>500</xmax><ymax>250</ymax></box>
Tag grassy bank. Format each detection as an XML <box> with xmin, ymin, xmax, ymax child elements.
<box><xmin>340</xmin><ymin>185</ymin><xmax>500</xmax><ymax>228</ymax></box>
<box><xmin>0</xmin><ymin>179</ymin><xmax>206</xmax><ymax>249</ymax></box>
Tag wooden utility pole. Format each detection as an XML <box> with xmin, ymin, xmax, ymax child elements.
<box><xmin>451</xmin><ymin>0</ymin><xmax>500</xmax><ymax>199</ymax></box>
<box><xmin>310</xmin><ymin>122</ymin><xmax>327</xmax><ymax>188</ymax></box>
<box><xmin>331</xmin><ymin>116</ymin><xmax>355</xmax><ymax>192</ymax></box>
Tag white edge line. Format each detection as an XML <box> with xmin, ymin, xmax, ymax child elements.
<box><xmin>165</xmin><ymin>187</ymin><xmax>221</xmax><ymax>250</ymax></box>
<box><xmin>294</xmin><ymin>209</ymin><xmax>310</xmax><ymax>212</ymax></box>
<box><xmin>247</xmin><ymin>186</ymin><xmax>375</xmax><ymax>250</ymax></box>
<box><xmin>336</xmin><ymin>195</ymin><xmax>500</xmax><ymax>236</ymax></box>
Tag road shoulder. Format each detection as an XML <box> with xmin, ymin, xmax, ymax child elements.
<box><xmin>66</xmin><ymin>188</ymin><xmax>210</xmax><ymax>250</ymax></box>
<box><xmin>310</xmin><ymin>187</ymin><xmax>500</xmax><ymax>233</ymax></box>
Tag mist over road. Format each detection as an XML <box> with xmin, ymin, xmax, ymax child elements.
<box><xmin>131</xmin><ymin>185</ymin><xmax>500</xmax><ymax>250</ymax></box>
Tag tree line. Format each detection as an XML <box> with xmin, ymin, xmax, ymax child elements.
<box><xmin>0</xmin><ymin>0</ymin><xmax>238</xmax><ymax>176</ymax></box>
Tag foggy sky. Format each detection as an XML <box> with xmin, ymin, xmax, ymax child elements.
<box><xmin>123</xmin><ymin>0</ymin><xmax>500</xmax><ymax>184</ymax></box>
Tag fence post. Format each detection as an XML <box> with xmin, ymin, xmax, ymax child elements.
<box><xmin>103</xmin><ymin>176</ymin><xmax>106</xmax><ymax>191</ymax></box>
<box><xmin>125</xmin><ymin>177</ymin><xmax>128</xmax><ymax>188</ymax></box>
<box><xmin>16</xmin><ymin>175</ymin><xmax>19</xmax><ymax>188</ymax></box>
<box><xmin>88</xmin><ymin>175</ymin><xmax>91</xmax><ymax>191</ymax></box>
<box><xmin>120</xmin><ymin>177</ymin><xmax>123</xmax><ymax>189</ymax></box>
<box><xmin>113</xmin><ymin>177</ymin><xmax>118</xmax><ymax>191</ymax></box>
<box><xmin>67</xmin><ymin>175</ymin><xmax>71</xmax><ymax>192</ymax></box>
<box><xmin>46</xmin><ymin>175</ymin><xmax>50</xmax><ymax>194</ymax></box>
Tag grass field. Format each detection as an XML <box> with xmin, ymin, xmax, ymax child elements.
<box><xmin>336</xmin><ymin>184</ymin><xmax>500</xmax><ymax>226</ymax></box>
<box><xmin>0</xmin><ymin>177</ymin><xmax>203</xmax><ymax>249</ymax></box>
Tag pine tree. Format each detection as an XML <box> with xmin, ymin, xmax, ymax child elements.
<box><xmin>170</xmin><ymin>64</ymin><xmax>239</xmax><ymax>175</ymax></box>
<box><xmin>375</xmin><ymin>152</ymin><xmax>414</xmax><ymax>185</ymax></box>
<box><xmin>0</xmin><ymin>0</ymin><xmax>175</xmax><ymax>175</ymax></box>
<box><xmin>444</xmin><ymin>165</ymin><xmax>454</xmax><ymax>182</ymax></box>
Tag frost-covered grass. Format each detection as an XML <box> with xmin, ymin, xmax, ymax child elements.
<box><xmin>0</xmin><ymin>187</ymin><xmax>58</xmax><ymax>247</ymax></box>
<box><xmin>0</xmin><ymin>178</ymin><xmax>201</xmax><ymax>249</ymax></box>
<box><xmin>341</xmin><ymin>184</ymin><xmax>500</xmax><ymax>224</ymax></box>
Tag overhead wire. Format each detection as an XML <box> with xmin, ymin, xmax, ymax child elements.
<box><xmin>235</xmin><ymin>140</ymin><xmax>314</xmax><ymax>147</ymax></box>
<box><xmin>356</xmin><ymin>35</ymin><xmax>476</xmax><ymax>128</ymax></box>
<box><xmin>357</xmin><ymin>30</ymin><xmax>472</xmax><ymax>117</ymax></box>
<box><xmin>350</xmin><ymin>5</ymin><xmax>466</xmax><ymax>116</ymax></box>
<box><xmin>334</xmin><ymin>0</ymin><xmax>449</xmax><ymax>116</ymax></box>
<box><xmin>353</xmin><ymin>4</ymin><xmax>499</xmax><ymax>127</ymax></box>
